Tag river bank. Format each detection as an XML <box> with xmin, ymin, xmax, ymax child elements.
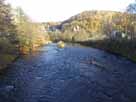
<box><xmin>51</xmin><ymin>39</ymin><xmax>136</xmax><ymax>62</ymax></box>
<box><xmin>78</xmin><ymin>39</ymin><xmax>136</xmax><ymax>62</ymax></box>
<box><xmin>0</xmin><ymin>41</ymin><xmax>52</xmax><ymax>70</ymax></box>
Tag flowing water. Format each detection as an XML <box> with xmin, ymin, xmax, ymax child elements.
<box><xmin>0</xmin><ymin>43</ymin><xmax>136</xmax><ymax>102</ymax></box>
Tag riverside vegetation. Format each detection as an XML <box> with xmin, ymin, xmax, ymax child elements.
<box><xmin>0</xmin><ymin>0</ymin><xmax>50</xmax><ymax>69</ymax></box>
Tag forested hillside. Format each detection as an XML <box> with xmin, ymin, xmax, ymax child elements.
<box><xmin>49</xmin><ymin>10</ymin><xmax>135</xmax><ymax>42</ymax></box>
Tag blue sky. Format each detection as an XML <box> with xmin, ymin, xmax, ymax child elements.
<box><xmin>7</xmin><ymin>0</ymin><xmax>134</xmax><ymax>22</ymax></box>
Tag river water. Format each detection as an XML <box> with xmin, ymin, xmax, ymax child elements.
<box><xmin>0</xmin><ymin>43</ymin><xmax>136</xmax><ymax>102</ymax></box>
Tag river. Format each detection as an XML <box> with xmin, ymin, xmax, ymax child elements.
<box><xmin>0</xmin><ymin>43</ymin><xmax>136</xmax><ymax>102</ymax></box>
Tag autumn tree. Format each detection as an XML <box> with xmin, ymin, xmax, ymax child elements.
<box><xmin>0</xmin><ymin>0</ymin><xmax>17</xmax><ymax>53</ymax></box>
<box><xmin>14</xmin><ymin>7</ymin><xmax>47</xmax><ymax>54</ymax></box>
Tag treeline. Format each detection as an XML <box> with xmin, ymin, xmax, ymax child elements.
<box><xmin>49</xmin><ymin>11</ymin><xmax>136</xmax><ymax>42</ymax></box>
<box><xmin>0</xmin><ymin>0</ymin><xmax>49</xmax><ymax>69</ymax></box>
<box><xmin>14</xmin><ymin>7</ymin><xmax>49</xmax><ymax>54</ymax></box>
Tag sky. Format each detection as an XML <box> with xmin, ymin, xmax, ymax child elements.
<box><xmin>7</xmin><ymin>0</ymin><xmax>134</xmax><ymax>22</ymax></box>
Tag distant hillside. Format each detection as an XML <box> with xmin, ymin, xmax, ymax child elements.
<box><xmin>49</xmin><ymin>11</ymin><xmax>136</xmax><ymax>41</ymax></box>
<box><xmin>57</xmin><ymin>10</ymin><xmax>120</xmax><ymax>32</ymax></box>
<box><xmin>48</xmin><ymin>10</ymin><xmax>134</xmax><ymax>42</ymax></box>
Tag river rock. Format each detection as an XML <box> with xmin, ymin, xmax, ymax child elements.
<box><xmin>57</xmin><ymin>41</ymin><xmax>65</xmax><ymax>48</ymax></box>
<box><xmin>5</xmin><ymin>85</ymin><xmax>14</xmax><ymax>92</ymax></box>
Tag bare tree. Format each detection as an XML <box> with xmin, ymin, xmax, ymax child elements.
<box><xmin>127</xmin><ymin>0</ymin><xmax>136</xmax><ymax>14</ymax></box>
